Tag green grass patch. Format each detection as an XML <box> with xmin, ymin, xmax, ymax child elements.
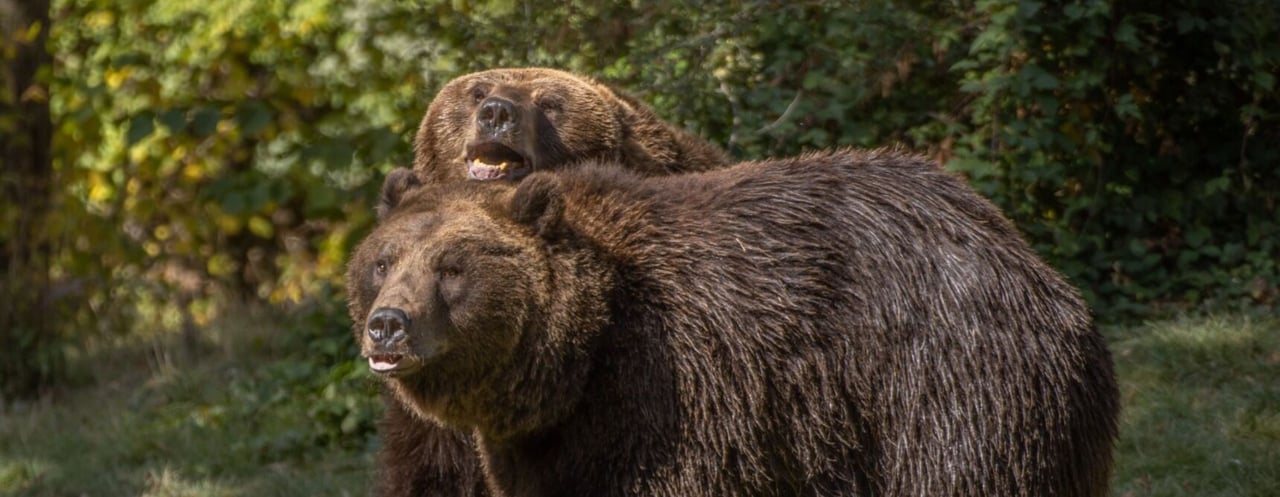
<box><xmin>0</xmin><ymin>300</ymin><xmax>381</xmax><ymax>497</ymax></box>
<box><xmin>3</xmin><ymin>312</ymin><xmax>1278</xmax><ymax>496</ymax></box>
<box><xmin>1108</xmin><ymin>315</ymin><xmax>1280</xmax><ymax>496</ymax></box>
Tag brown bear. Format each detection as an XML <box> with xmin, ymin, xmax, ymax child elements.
<box><xmin>412</xmin><ymin>67</ymin><xmax>728</xmax><ymax>182</ymax></box>
<box><xmin>378</xmin><ymin>67</ymin><xmax>729</xmax><ymax>497</ymax></box>
<box><xmin>348</xmin><ymin>149</ymin><xmax>1120</xmax><ymax>497</ymax></box>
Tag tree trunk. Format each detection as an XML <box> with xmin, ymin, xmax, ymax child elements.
<box><xmin>1</xmin><ymin>0</ymin><xmax>56</xmax><ymax>399</ymax></box>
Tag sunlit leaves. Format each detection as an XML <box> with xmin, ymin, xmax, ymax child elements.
<box><xmin>49</xmin><ymin>0</ymin><xmax>427</xmax><ymax>348</ymax></box>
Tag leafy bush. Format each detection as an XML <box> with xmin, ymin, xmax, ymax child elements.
<box><xmin>944</xmin><ymin>0</ymin><xmax>1280</xmax><ymax>317</ymax></box>
<box><xmin>127</xmin><ymin>290</ymin><xmax>380</xmax><ymax>465</ymax></box>
<box><xmin>223</xmin><ymin>293</ymin><xmax>380</xmax><ymax>460</ymax></box>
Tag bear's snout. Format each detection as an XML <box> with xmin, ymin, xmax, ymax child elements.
<box><xmin>367</xmin><ymin>307</ymin><xmax>410</xmax><ymax>345</ymax></box>
<box><xmin>477</xmin><ymin>96</ymin><xmax>519</xmax><ymax>136</ymax></box>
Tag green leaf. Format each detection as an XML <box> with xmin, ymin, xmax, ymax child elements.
<box><xmin>1114</xmin><ymin>94</ymin><xmax>1139</xmax><ymax>120</ymax></box>
<box><xmin>1114</xmin><ymin>21</ymin><xmax>1139</xmax><ymax>49</ymax></box>
<box><xmin>1023</xmin><ymin>64</ymin><xmax>1059</xmax><ymax>90</ymax></box>
<box><xmin>1204</xmin><ymin>176</ymin><xmax>1231</xmax><ymax>195</ymax></box>
<box><xmin>235</xmin><ymin>101</ymin><xmax>273</xmax><ymax>137</ymax></box>
<box><xmin>305</xmin><ymin>180</ymin><xmax>339</xmax><ymax>216</ymax></box>
<box><xmin>1255</xmin><ymin>71</ymin><xmax>1276</xmax><ymax>92</ymax></box>
<box><xmin>319</xmin><ymin>140</ymin><xmax>355</xmax><ymax>170</ymax></box>
<box><xmin>192</xmin><ymin>107</ymin><xmax>221</xmax><ymax>136</ymax></box>
<box><xmin>1185</xmin><ymin>225</ymin><xmax>1211</xmax><ymax>248</ymax></box>
<box><xmin>126</xmin><ymin>112</ymin><xmax>156</xmax><ymax>146</ymax></box>
<box><xmin>221</xmin><ymin>193</ymin><xmax>246</xmax><ymax>215</ymax></box>
<box><xmin>1129</xmin><ymin>239</ymin><xmax>1148</xmax><ymax>256</ymax></box>
<box><xmin>158</xmin><ymin>109</ymin><xmax>187</xmax><ymax>132</ymax></box>
<box><xmin>1176</xmin><ymin>249</ymin><xmax>1200</xmax><ymax>267</ymax></box>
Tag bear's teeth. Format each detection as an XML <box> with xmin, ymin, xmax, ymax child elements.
<box><xmin>471</xmin><ymin>159</ymin><xmax>509</xmax><ymax>171</ymax></box>
<box><xmin>369</xmin><ymin>356</ymin><xmax>400</xmax><ymax>372</ymax></box>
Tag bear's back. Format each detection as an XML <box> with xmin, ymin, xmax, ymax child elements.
<box><xmin>548</xmin><ymin>149</ymin><xmax>1116</xmax><ymax>497</ymax></box>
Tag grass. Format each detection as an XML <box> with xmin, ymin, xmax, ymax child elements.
<box><xmin>0</xmin><ymin>304</ymin><xmax>378</xmax><ymax>497</ymax></box>
<box><xmin>1108</xmin><ymin>315</ymin><xmax>1280</xmax><ymax>497</ymax></box>
<box><xmin>2</xmin><ymin>313</ymin><xmax>1277</xmax><ymax>496</ymax></box>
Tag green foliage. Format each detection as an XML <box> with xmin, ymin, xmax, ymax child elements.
<box><xmin>48</xmin><ymin>0</ymin><xmax>417</xmax><ymax>343</ymax></box>
<box><xmin>945</xmin><ymin>0</ymin><xmax>1280</xmax><ymax>319</ymax></box>
<box><xmin>186</xmin><ymin>290</ymin><xmax>380</xmax><ymax>460</ymax></box>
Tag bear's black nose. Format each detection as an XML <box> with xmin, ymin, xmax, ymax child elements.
<box><xmin>477</xmin><ymin>97</ymin><xmax>518</xmax><ymax>135</ymax></box>
<box><xmin>367</xmin><ymin>307</ymin><xmax>410</xmax><ymax>344</ymax></box>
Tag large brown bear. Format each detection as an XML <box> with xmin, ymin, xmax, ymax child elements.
<box><xmin>348</xmin><ymin>149</ymin><xmax>1120</xmax><ymax>497</ymax></box>
<box><xmin>412</xmin><ymin>67</ymin><xmax>727</xmax><ymax>182</ymax></box>
<box><xmin>378</xmin><ymin>67</ymin><xmax>729</xmax><ymax>497</ymax></box>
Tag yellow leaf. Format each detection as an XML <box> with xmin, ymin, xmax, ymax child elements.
<box><xmin>129</xmin><ymin>145</ymin><xmax>148</xmax><ymax>162</ymax></box>
<box><xmin>248</xmin><ymin>216</ymin><xmax>274</xmax><ymax>238</ymax></box>
<box><xmin>89</xmin><ymin>173</ymin><xmax>114</xmax><ymax>204</ymax></box>
<box><xmin>183</xmin><ymin>164</ymin><xmax>204</xmax><ymax>181</ymax></box>
<box><xmin>22</xmin><ymin>22</ymin><xmax>43</xmax><ymax>42</ymax></box>
<box><xmin>215</xmin><ymin>214</ymin><xmax>242</xmax><ymax>235</ymax></box>
<box><xmin>85</xmin><ymin>11</ymin><xmax>115</xmax><ymax>29</ymax></box>
<box><xmin>207</xmin><ymin>254</ymin><xmax>235</xmax><ymax>277</ymax></box>
<box><xmin>105</xmin><ymin>67</ymin><xmax>132</xmax><ymax>89</ymax></box>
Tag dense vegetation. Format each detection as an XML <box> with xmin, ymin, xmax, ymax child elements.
<box><xmin>1</xmin><ymin>1</ymin><xmax>1277</xmax><ymax>493</ymax></box>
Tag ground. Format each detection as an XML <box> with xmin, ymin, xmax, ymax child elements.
<box><xmin>1</xmin><ymin>311</ymin><xmax>1277</xmax><ymax>497</ymax></box>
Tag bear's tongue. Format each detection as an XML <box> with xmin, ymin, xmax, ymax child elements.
<box><xmin>467</xmin><ymin>160</ymin><xmax>512</xmax><ymax>180</ymax></box>
<box><xmin>466</xmin><ymin>142</ymin><xmax>527</xmax><ymax>180</ymax></box>
<box><xmin>369</xmin><ymin>354</ymin><xmax>402</xmax><ymax>373</ymax></box>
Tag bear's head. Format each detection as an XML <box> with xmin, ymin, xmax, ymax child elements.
<box><xmin>414</xmin><ymin>67</ymin><xmax>695</xmax><ymax>183</ymax></box>
<box><xmin>348</xmin><ymin>168</ymin><xmax>610</xmax><ymax>434</ymax></box>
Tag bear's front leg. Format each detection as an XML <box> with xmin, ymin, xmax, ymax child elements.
<box><xmin>375</xmin><ymin>394</ymin><xmax>491</xmax><ymax>497</ymax></box>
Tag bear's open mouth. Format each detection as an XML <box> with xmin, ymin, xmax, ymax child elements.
<box><xmin>366</xmin><ymin>350</ymin><xmax>424</xmax><ymax>377</ymax></box>
<box><xmin>465</xmin><ymin>141</ymin><xmax>530</xmax><ymax>181</ymax></box>
<box><xmin>368</xmin><ymin>353</ymin><xmax>405</xmax><ymax>374</ymax></box>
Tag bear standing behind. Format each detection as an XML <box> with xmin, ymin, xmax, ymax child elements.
<box><xmin>349</xmin><ymin>149</ymin><xmax>1120</xmax><ymax>497</ymax></box>
<box><xmin>376</xmin><ymin>67</ymin><xmax>729</xmax><ymax>497</ymax></box>
<box><xmin>412</xmin><ymin>67</ymin><xmax>727</xmax><ymax>182</ymax></box>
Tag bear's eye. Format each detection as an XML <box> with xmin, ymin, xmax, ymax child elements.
<box><xmin>374</xmin><ymin>259</ymin><xmax>389</xmax><ymax>277</ymax></box>
<box><xmin>436</xmin><ymin>265</ymin><xmax>466</xmax><ymax>305</ymax></box>
<box><xmin>438</xmin><ymin>265</ymin><xmax>461</xmax><ymax>279</ymax></box>
<box><xmin>470</xmin><ymin>87</ymin><xmax>487</xmax><ymax>104</ymax></box>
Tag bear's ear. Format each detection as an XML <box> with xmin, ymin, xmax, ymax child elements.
<box><xmin>509</xmin><ymin>173</ymin><xmax>566</xmax><ymax>241</ymax></box>
<box><xmin>377</xmin><ymin>168</ymin><xmax>423</xmax><ymax>220</ymax></box>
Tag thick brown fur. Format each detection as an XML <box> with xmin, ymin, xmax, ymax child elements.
<box><xmin>349</xmin><ymin>148</ymin><xmax>1119</xmax><ymax>497</ymax></box>
<box><xmin>378</xmin><ymin>68</ymin><xmax>728</xmax><ymax>497</ymax></box>
<box><xmin>413</xmin><ymin>67</ymin><xmax>727</xmax><ymax>182</ymax></box>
